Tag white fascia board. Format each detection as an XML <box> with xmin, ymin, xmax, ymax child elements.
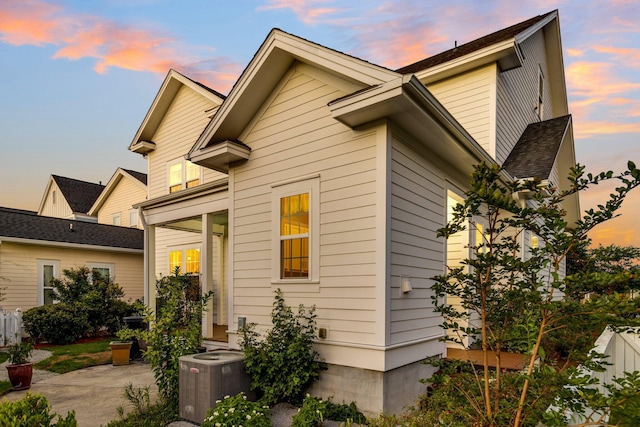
<box><xmin>36</xmin><ymin>176</ymin><xmax>55</xmax><ymax>215</ymax></box>
<box><xmin>189</xmin><ymin>29</ymin><xmax>399</xmax><ymax>155</ymax></box>
<box><xmin>0</xmin><ymin>236</ymin><xmax>143</xmax><ymax>253</ymax></box>
<box><xmin>412</xmin><ymin>39</ymin><xmax>520</xmax><ymax>84</ymax></box>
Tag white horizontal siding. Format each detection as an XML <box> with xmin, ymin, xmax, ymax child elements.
<box><xmin>0</xmin><ymin>242</ymin><xmax>143</xmax><ymax>310</ymax></box>
<box><xmin>97</xmin><ymin>177</ymin><xmax>147</xmax><ymax>228</ymax></box>
<box><xmin>231</xmin><ymin>64</ymin><xmax>380</xmax><ymax>347</ymax></box>
<box><xmin>147</xmin><ymin>85</ymin><xmax>226</xmax><ymax>200</ymax></box>
<box><xmin>427</xmin><ymin>65</ymin><xmax>495</xmax><ymax>157</ymax></box>
<box><xmin>389</xmin><ymin>134</ymin><xmax>446</xmax><ymax>345</ymax></box>
<box><xmin>496</xmin><ymin>31</ymin><xmax>552</xmax><ymax>165</ymax></box>
<box><xmin>40</xmin><ymin>182</ymin><xmax>73</xmax><ymax>219</ymax></box>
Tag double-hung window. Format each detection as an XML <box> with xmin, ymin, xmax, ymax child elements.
<box><xmin>88</xmin><ymin>262</ymin><xmax>114</xmax><ymax>282</ymax></box>
<box><xmin>37</xmin><ymin>260</ymin><xmax>59</xmax><ymax>305</ymax></box>
<box><xmin>169</xmin><ymin>247</ymin><xmax>201</xmax><ymax>275</ymax></box>
<box><xmin>168</xmin><ymin>159</ymin><xmax>201</xmax><ymax>193</ymax></box>
<box><xmin>271</xmin><ymin>176</ymin><xmax>319</xmax><ymax>283</ymax></box>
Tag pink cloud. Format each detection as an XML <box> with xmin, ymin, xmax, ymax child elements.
<box><xmin>0</xmin><ymin>0</ymin><xmax>240</xmax><ymax>93</ymax></box>
<box><xmin>257</xmin><ymin>0</ymin><xmax>341</xmax><ymax>25</ymax></box>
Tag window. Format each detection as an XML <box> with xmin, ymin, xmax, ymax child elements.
<box><xmin>52</xmin><ymin>190</ymin><xmax>57</xmax><ymax>205</ymax></box>
<box><xmin>537</xmin><ymin>65</ymin><xmax>544</xmax><ymax>120</ymax></box>
<box><xmin>271</xmin><ymin>177</ymin><xmax>319</xmax><ymax>283</ymax></box>
<box><xmin>37</xmin><ymin>260</ymin><xmax>59</xmax><ymax>305</ymax></box>
<box><xmin>112</xmin><ymin>214</ymin><xmax>121</xmax><ymax>226</ymax></box>
<box><xmin>168</xmin><ymin>159</ymin><xmax>201</xmax><ymax>193</ymax></box>
<box><xmin>169</xmin><ymin>247</ymin><xmax>201</xmax><ymax>275</ymax></box>
<box><xmin>129</xmin><ymin>210</ymin><xmax>138</xmax><ymax>227</ymax></box>
<box><xmin>88</xmin><ymin>262</ymin><xmax>114</xmax><ymax>282</ymax></box>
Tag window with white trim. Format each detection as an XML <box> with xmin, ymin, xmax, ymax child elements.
<box><xmin>271</xmin><ymin>177</ymin><xmax>319</xmax><ymax>282</ymax></box>
<box><xmin>37</xmin><ymin>259</ymin><xmax>59</xmax><ymax>305</ymax></box>
<box><xmin>168</xmin><ymin>158</ymin><xmax>201</xmax><ymax>193</ymax></box>
<box><xmin>537</xmin><ymin>65</ymin><xmax>544</xmax><ymax>120</ymax></box>
<box><xmin>168</xmin><ymin>247</ymin><xmax>201</xmax><ymax>275</ymax></box>
<box><xmin>129</xmin><ymin>210</ymin><xmax>138</xmax><ymax>227</ymax></box>
<box><xmin>88</xmin><ymin>262</ymin><xmax>114</xmax><ymax>282</ymax></box>
<box><xmin>112</xmin><ymin>214</ymin><xmax>121</xmax><ymax>226</ymax></box>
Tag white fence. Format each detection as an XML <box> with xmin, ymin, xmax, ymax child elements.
<box><xmin>562</xmin><ymin>327</ymin><xmax>640</xmax><ymax>425</ymax></box>
<box><xmin>0</xmin><ymin>308</ymin><xmax>22</xmax><ymax>346</ymax></box>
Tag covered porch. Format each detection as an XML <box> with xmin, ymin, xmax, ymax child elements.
<box><xmin>136</xmin><ymin>180</ymin><xmax>230</xmax><ymax>343</ymax></box>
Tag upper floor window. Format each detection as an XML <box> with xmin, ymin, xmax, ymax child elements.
<box><xmin>537</xmin><ymin>65</ymin><xmax>544</xmax><ymax>120</ymax></box>
<box><xmin>129</xmin><ymin>210</ymin><xmax>138</xmax><ymax>227</ymax></box>
<box><xmin>271</xmin><ymin>176</ymin><xmax>320</xmax><ymax>283</ymax></box>
<box><xmin>168</xmin><ymin>159</ymin><xmax>200</xmax><ymax>193</ymax></box>
<box><xmin>112</xmin><ymin>214</ymin><xmax>121</xmax><ymax>226</ymax></box>
<box><xmin>52</xmin><ymin>190</ymin><xmax>57</xmax><ymax>205</ymax></box>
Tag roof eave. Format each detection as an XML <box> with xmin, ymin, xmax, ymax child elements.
<box><xmin>0</xmin><ymin>236</ymin><xmax>143</xmax><ymax>253</ymax></box>
<box><xmin>330</xmin><ymin>75</ymin><xmax>496</xmax><ymax>178</ymax></box>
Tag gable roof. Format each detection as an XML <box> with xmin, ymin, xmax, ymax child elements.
<box><xmin>396</xmin><ymin>11</ymin><xmax>555</xmax><ymax>74</ymax></box>
<box><xmin>502</xmin><ymin>115</ymin><xmax>571</xmax><ymax>180</ymax></box>
<box><xmin>38</xmin><ymin>175</ymin><xmax>105</xmax><ymax>215</ymax></box>
<box><xmin>0</xmin><ymin>206</ymin><xmax>143</xmax><ymax>252</ymax></box>
<box><xmin>129</xmin><ymin>69</ymin><xmax>226</xmax><ymax>155</ymax></box>
<box><xmin>187</xmin><ymin>28</ymin><xmax>400</xmax><ymax>165</ymax></box>
<box><xmin>88</xmin><ymin>168</ymin><xmax>148</xmax><ymax>216</ymax></box>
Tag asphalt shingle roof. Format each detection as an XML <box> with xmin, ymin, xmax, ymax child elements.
<box><xmin>502</xmin><ymin>115</ymin><xmax>571</xmax><ymax>180</ymax></box>
<box><xmin>122</xmin><ymin>169</ymin><xmax>148</xmax><ymax>185</ymax></box>
<box><xmin>395</xmin><ymin>11</ymin><xmax>554</xmax><ymax>74</ymax></box>
<box><xmin>52</xmin><ymin>175</ymin><xmax>105</xmax><ymax>214</ymax></box>
<box><xmin>0</xmin><ymin>207</ymin><xmax>144</xmax><ymax>250</ymax></box>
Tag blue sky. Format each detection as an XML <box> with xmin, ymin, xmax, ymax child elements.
<box><xmin>0</xmin><ymin>0</ymin><xmax>638</xmax><ymax>246</ymax></box>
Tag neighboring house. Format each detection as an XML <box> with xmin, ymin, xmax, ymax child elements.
<box><xmin>0</xmin><ymin>207</ymin><xmax>144</xmax><ymax>310</ymax></box>
<box><xmin>88</xmin><ymin>168</ymin><xmax>148</xmax><ymax>228</ymax></box>
<box><xmin>38</xmin><ymin>175</ymin><xmax>105</xmax><ymax>222</ymax></box>
<box><xmin>129</xmin><ymin>11</ymin><xmax>578</xmax><ymax>414</ymax></box>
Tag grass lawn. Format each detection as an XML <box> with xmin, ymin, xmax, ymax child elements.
<box><xmin>34</xmin><ymin>337</ymin><xmax>114</xmax><ymax>374</ymax></box>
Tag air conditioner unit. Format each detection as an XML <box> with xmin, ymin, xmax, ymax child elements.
<box><xmin>179</xmin><ymin>350</ymin><xmax>254</xmax><ymax>424</ymax></box>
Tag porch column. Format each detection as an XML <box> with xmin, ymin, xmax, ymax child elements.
<box><xmin>201</xmin><ymin>213</ymin><xmax>214</xmax><ymax>338</ymax></box>
<box><xmin>144</xmin><ymin>224</ymin><xmax>156</xmax><ymax>314</ymax></box>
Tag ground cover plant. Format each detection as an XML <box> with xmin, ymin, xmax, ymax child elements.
<box><xmin>423</xmin><ymin>161</ymin><xmax>640</xmax><ymax>426</ymax></box>
<box><xmin>201</xmin><ymin>392</ymin><xmax>271</xmax><ymax>427</ymax></box>
<box><xmin>240</xmin><ymin>289</ymin><xmax>323</xmax><ymax>406</ymax></box>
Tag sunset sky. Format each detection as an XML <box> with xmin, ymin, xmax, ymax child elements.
<box><xmin>0</xmin><ymin>0</ymin><xmax>638</xmax><ymax>247</ymax></box>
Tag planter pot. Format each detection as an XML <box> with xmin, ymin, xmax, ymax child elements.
<box><xmin>6</xmin><ymin>363</ymin><xmax>33</xmax><ymax>390</ymax></box>
<box><xmin>110</xmin><ymin>341</ymin><xmax>133</xmax><ymax>366</ymax></box>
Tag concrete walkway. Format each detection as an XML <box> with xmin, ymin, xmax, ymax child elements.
<box><xmin>1</xmin><ymin>360</ymin><xmax>157</xmax><ymax>427</ymax></box>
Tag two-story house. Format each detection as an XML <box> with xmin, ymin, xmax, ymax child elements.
<box><xmin>129</xmin><ymin>10</ymin><xmax>578</xmax><ymax>414</ymax></box>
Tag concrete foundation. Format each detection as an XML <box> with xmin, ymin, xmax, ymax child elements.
<box><xmin>308</xmin><ymin>359</ymin><xmax>437</xmax><ymax>416</ymax></box>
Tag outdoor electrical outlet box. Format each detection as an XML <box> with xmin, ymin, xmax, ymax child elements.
<box><xmin>238</xmin><ymin>317</ymin><xmax>246</xmax><ymax>329</ymax></box>
<box><xmin>318</xmin><ymin>328</ymin><xmax>327</xmax><ymax>339</ymax></box>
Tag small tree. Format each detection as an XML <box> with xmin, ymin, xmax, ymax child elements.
<box><xmin>118</xmin><ymin>268</ymin><xmax>213</xmax><ymax>412</ymax></box>
<box><xmin>428</xmin><ymin>161</ymin><xmax>640</xmax><ymax>426</ymax></box>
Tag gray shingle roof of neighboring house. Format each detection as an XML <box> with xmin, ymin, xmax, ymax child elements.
<box><xmin>502</xmin><ymin>115</ymin><xmax>572</xmax><ymax>180</ymax></box>
<box><xmin>52</xmin><ymin>175</ymin><xmax>105</xmax><ymax>214</ymax></box>
<box><xmin>395</xmin><ymin>11</ymin><xmax>554</xmax><ymax>74</ymax></box>
<box><xmin>122</xmin><ymin>169</ymin><xmax>148</xmax><ymax>185</ymax></box>
<box><xmin>0</xmin><ymin>206</ymin><xmax>143</xmax><ymax>250</ymax></box>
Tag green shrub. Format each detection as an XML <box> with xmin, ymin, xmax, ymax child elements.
<box><xmin>0</xmin><ymin>393</ymin><xmax>77</xmax><ymax>426</ymax></box>
<box><xmin>52</xmin><ymin>266</ymin><xmax>135</xmax><ymax>336</ymax></box>
<box><xmin>240</xmin><ymin>289</ymin><xmax>323</xmax><ymax>405</ymax></box>
<box><xmin>117</xmin><ymin>269</ymin><xmax>212</xmax><ymax>412</ymax></box>
<box><xmin>292</xmin><ymin>395</ymin><xmax>367</xmax><ymax>426</ymax></box>
<box><xmin>201</xmin><ymin>393</ymin><xmax>271</xmax><ymax>427</ymax></box>
<box><xmin>106</xmin><ymin>384</ymin><xmax>179</xmax><ymax>427</ymax></box>
<box><xmin>23</xmin><ymin>303</ymin><xmax>89</xmax><ymax>344</ymax></box>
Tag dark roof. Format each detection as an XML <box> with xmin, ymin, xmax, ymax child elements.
<box><xmin>52</xmin><ymin>175</ymin><xmax>105</xmax><ymax>214</ymax></box>
<box><xmin>502</xmin><ymin>115</ymin><xmax>571</xmax><ymax>179</ymax></box>
<box><xmin>123</xmin><ymin>169</ymin><xmax>148</xmax><ymax>185</ymax></box>
<box><xmin>0</xmin><ymin>206</ymin><xmax>143</xmax><ymax>250</ymax></box>
<box><xmin>395</xmin><ymin>11</ymin><xmax>554</xmax><ymax>74</ymax></box>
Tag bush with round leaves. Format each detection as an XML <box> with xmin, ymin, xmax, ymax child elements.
<box><xmin>23</xmin><ymin>303</ymin><xmax>89</xmax><ymax>344</ymax></box>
